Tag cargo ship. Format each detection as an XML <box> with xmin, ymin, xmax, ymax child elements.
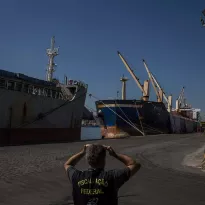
<box><xmin>0</xmin><ymin>37</ymin><xmax>88</xmax><ymax>146</ymax></box>
<box><xmin>95</xmin><ymin>51</ymin><xmax>201</xmax><ymax>138</ymax></box>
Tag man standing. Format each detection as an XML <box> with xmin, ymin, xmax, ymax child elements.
<box><xmin>64</xmin><ymin>144</ymin><xmax>141</xmax><ymax>205</ymax></box>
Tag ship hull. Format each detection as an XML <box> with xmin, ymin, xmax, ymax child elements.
<box><xmin>0</xmin><ymin>86</ymin><xmax>87</xmax><ymax>146</ymax></box>
<box><xmin>95</xmin><ymin>100</ymin><xmax>200</xmax><ymax>138</ymax></box>
<box><xmin>0</xmin><ymin>128</ymin><xmax>80</xmax><ymax>146</ymax></box>
<box><xmin>169</xmin><ymin>113</ymin><xmax>199</xmax><ymax>134</ymax></box>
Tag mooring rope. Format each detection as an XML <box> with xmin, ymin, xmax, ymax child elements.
<box><xmin>114</xmin><ymin>100</ymin><xmax>140</xmax><ymax>130</ymax></box>
<box><xmin>89</xmin><ymin>94</ymin><xmax>144</xmax><ymax>136</ymax></box>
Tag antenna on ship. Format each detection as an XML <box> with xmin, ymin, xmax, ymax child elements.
<box><xmin>117</xmin><ymin>91</ymin><xmax>119</xmax><ymax>99</ymax></box>
<box><xmin>200</xmin><ymin>9</ymin><xmax>205</xmax><ymax>27</ymax></box>
<box><xmin>46</xmin><ymin>36</ymin><xmax>59</xmax><ymax>82</ymax></box>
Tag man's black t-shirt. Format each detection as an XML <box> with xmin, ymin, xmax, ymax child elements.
<box><xmin>67</xmin><ymin>166</ymin><xmax>131</xmax><ymax>205</ymax></box>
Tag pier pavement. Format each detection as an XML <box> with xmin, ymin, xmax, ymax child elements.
<box><xmin>0</xmin><ymin>133</ymin><xmax>205</xmax><ymax>205</ymax></box>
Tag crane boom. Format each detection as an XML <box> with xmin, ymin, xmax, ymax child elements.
<box><xmin>51</xmin><ymin>36</ymin><xmax>55</xmax><ymax>50</ymax></box>
<box><xmin>177</xmin><ymin>87</ymin><xmax>185</xmax><ymax>101</ymax></box>
<box><xmin>117</xmin><ymin>51</ymin><xmax>145</xmax><ymax>95</ymax></box>
<box><xmin>150</xmin><ymin>73</ymin><xmax>168</xmax><ymax>103</ymax></box>
<box><xmin>177</xmin><ymin>86</ymin><xmax>191</xmax><ymax>109</ymax></box>
<box><xmin>142</xmin><ymin>59</ymin><xmax>161</xmax><ymax>101</ymax></box>
<box><xmin>150</xmin><ymin>72</ymin><xmax>172</xmax><ymax>112</ymax></box>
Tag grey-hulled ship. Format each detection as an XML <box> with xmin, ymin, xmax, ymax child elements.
<box><xmin>0</xmin><ymin>37</ymin><xmax>88</xmax><ymax>145</ymax></box>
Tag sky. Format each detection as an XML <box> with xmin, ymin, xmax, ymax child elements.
<box><xmin>0</xmin><ymin>0</ymin><xmax>205</xmax><ymax>116</ymax></box>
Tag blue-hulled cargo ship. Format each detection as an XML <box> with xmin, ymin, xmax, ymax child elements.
<box><xmin>95</xmin><ymin>51</ymin><xmax>201</xmax><ymax>138</ymax></box>
<box><xmin>96</xmin><ymin>99</ymin><xmax>173</xmax><ymax>138</ymax></box>
<box><xmin>96</xmin><ymin>99</ymin><xmax>200</xmax><ymax>138</ymax></box>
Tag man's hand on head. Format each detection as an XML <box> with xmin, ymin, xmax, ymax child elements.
<box><xmin>104</xmin><ymin>146</ymin><xmax>141</xmax><ymax>177</ymax></box>
<box><xmin>104</xmin><ymin>145</ymin><xmax>117</xmax><ymax>157</ymax></box>
<box><xmin>82</xmin><ymin>144</ymin><xmax>92</xmax><ymax>154</ymax></box>
<box><xmin>64</xmin><ymin>144</ymin><xmax>92</xmax><ymax>171</ymax></box>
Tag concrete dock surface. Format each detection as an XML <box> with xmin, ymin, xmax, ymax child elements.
<box><xmin>1</xmin><ymin>133</ymin><xmax>205</xmax><ymax>205</ymax></box>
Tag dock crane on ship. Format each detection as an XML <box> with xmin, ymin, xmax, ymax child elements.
<box><xmin>176</xmin><ymin>86</ymin><xmax>191</xmax><ymax>111</ymax></box>
<box><xmin>142</xmin><ymin>60</ymin><xmax>201</xmax><ymax>121</ymax></box>
<box><xmin>117</xmin><ymin>51</ymin><xmax>150</xmax><ymax>101</ymax></box>
<box><xmin>142</xmin><ymin>59</ymin><xmax>173</xmax><ymax>112</ymax></box>
<box><xmin>142</xmin><ymin>59</ymin><xmax>163</xmax><ymax>102</ymax></box>
<box><xmin>175</xmin><ymin>87</ymin><xmax>201</xmax><ymax>121</ymax></box>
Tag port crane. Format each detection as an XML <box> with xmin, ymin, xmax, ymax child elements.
<box><xmin>142</xmin><ymin>59</ymin><xmax>163</xmax><ymax>102</ymax></box>
<box><xmin>175</xmin><ymin>87</ymin><xmax>201</xmax><ymax>121</ymax></box>
<box><xmin>142</xmin><ymin>59</ymin><xmax>172</xmax><ymax>112</ymax></box>
<box><xmin>176</xmin><ymin>86</ymin><xmax>191</xmax><ymax>111</ymax></box>
<box><xmin>117</xmin><ymin>51</ymin><xmax>150</xmax><ymax>101</ymax></box>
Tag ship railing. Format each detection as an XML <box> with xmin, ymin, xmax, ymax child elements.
<box><xmin>65</xmin><ymin>79</ymin><xmax>88</xmax><ymax>89</ymax></box>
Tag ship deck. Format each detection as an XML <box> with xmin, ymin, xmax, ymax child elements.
<box><xmin>0</xmin><ymin>133</ymin><xmax>205</xmax><ymax>205</ymax></box>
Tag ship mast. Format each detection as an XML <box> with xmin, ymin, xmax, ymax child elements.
<box><xmin>120</xmin><ymin>75</ymin><xmax>129</xmax><ymax>100</ymax></box>
<box><xmin>117</xmin><ymin>51</ymin><xmax>149</xmax><ymax>101</ymax></box>
<box><xmin>46</xmin><ymin>36</ymin><xmax>59</xmax><ymax>82</ymax></box>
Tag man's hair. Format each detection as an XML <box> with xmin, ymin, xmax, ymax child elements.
<box><xmin>86</xmin><ymin>144</ymin><xmax>106</xmax><ymax>167</ymax></box>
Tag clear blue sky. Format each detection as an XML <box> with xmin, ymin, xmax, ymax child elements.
<box><xmin>0</xmin><ymin>0</ymin><xmax>205</xmax><ymax>115</ymax></box>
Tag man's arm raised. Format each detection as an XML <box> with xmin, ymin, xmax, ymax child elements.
<box><xmin>64</xmin><ymin>144</ymin><xmax>90</xmax><ymax>171</ymax></box>
<box><xmin>106</xmin><ymin>146</ymin><xmax>141</xmax><ymax>177</ymax></box>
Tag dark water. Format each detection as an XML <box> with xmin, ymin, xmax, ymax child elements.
<box><xmin>80</xmin><ymin>127</ymin><xmax>102</xmax><ymax>141</ymax></box>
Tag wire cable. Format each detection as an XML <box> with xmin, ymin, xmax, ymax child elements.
<box><xmin>16</xmin><ymin>87</ymin><xmax>87</xmax><ymax>128</ymax></box>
